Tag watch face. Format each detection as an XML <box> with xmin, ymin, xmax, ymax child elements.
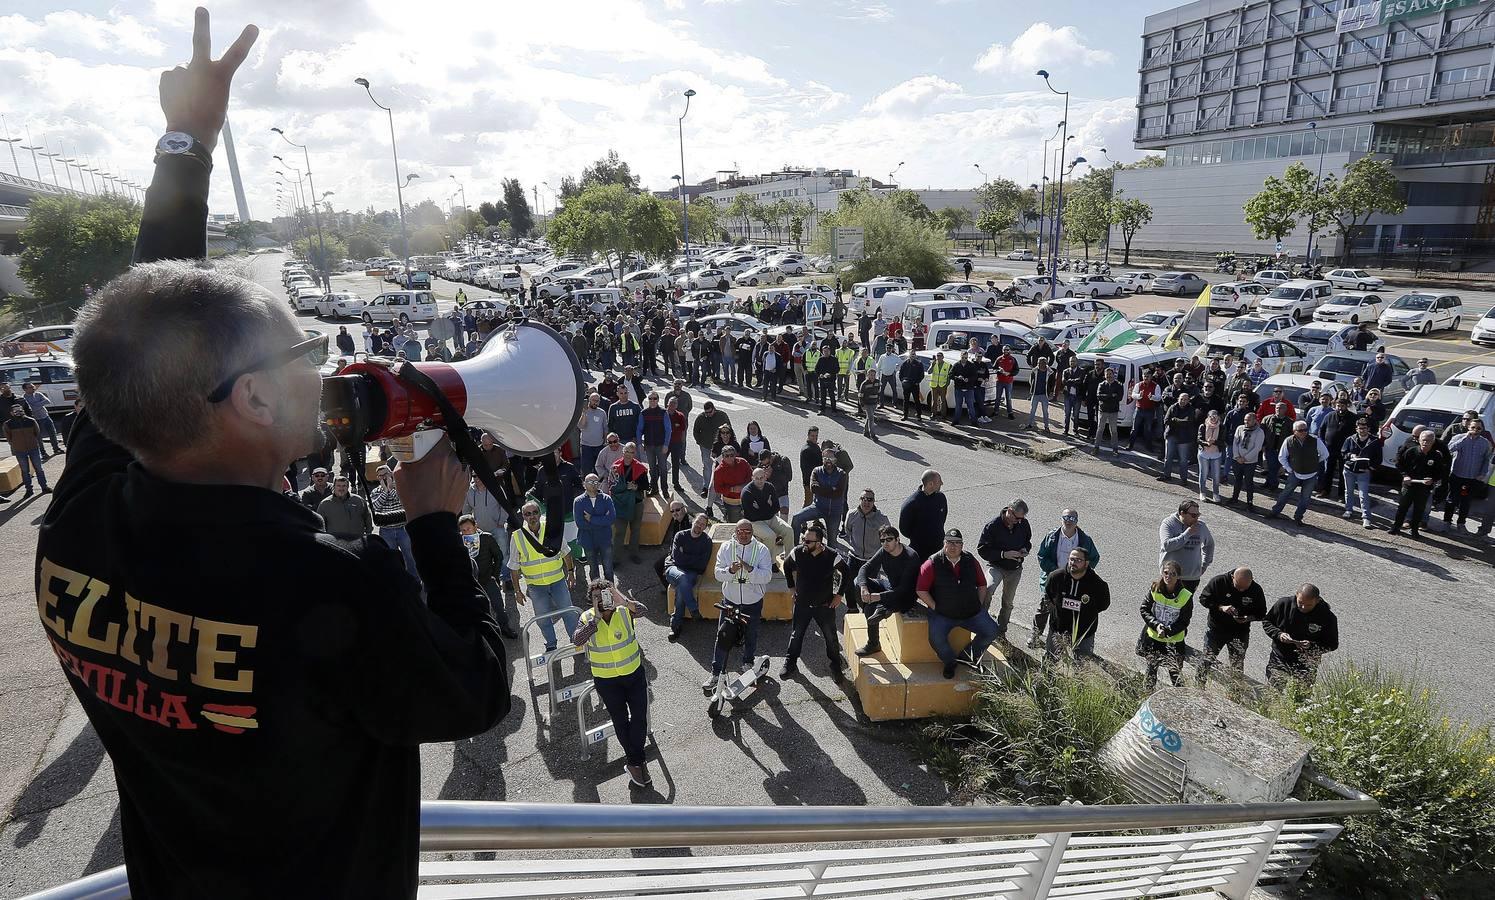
<box><xmin>159</xmin><ymin>132</ymin><xmax>193</xmax><ymax>154</ymax></box>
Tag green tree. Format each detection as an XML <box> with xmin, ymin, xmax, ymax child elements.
<box><xmin>562</xmin><ymin>150</ymin><xmax>640</xmax><ymax>199</ymax></box>
<box><xmin>784</xmin><ymin>200</ymin><xmax>814</xmax><ymax>250</ymax></box>
<box><xmin>16</xmin><ymin>194</ymin><xmax>139</xmax><ymax>311</ymax></box>
<box><xmin>477</xmin><ymin>200</ymin><xmax>508</xmax><ymax>226</ymax></box>
<box><xmin>676</xmin><ymin>197</ymin><xmax>720</xmax><ymax>249</ymax></box>
<box><xmin>345</xmin><ymin>232</ymin><xmax>385</xmax><ymax>261</ymax></box>
<box><xmin>808</xmin><ymin>191</ymin><xmax>948</xmax><ymax>288</ymax></box>
<box><xmin>292</xmin><ymin>233</ymin><xmax>348</xmax><ymax>273</ymax></box>
<box><xmin>407</xmin><ymin>199</ymin><xmax>446</xmax><ymax>229</ymax></box>
<box><xmin>502</xmin><ymin>179</ymin><xmax>534</xmax><ymax>237</ymax></box>
<box><xmin>1125</xmin><ymin>155</ymin><xmax>1165</xmax><ymax>168</ymax></box>
<box><xmin>886</xmin><ymin>189</ymin><xmax>932</xmax><ymax>224</ymax></box>
<box><xmin>223</xmin><ymin>219</ymin><xmax>266</xmax><ymax>251</ymax></box>
<box><xmin>1061</xmin><ymin>180</ymin><xmax>1112</xmax><ymax>260</ymax></box>
<box><xmin>1243</xmin><ymin>162</ymin><xmax>1316</xmax><ymax>245</ymax></box>
<box><xmin>1304</xmin><ymin>157</ymin><xmax>1406</xmax><ymax>263</ymax></box>
<box><xmin>973</xmin><ymin>177</ymin><xmax>1033</xmax><ymax>247</ymax></box>
<box><xmin>547</xmin><ymin>184</ymin><xmax>677</xmax><ymax>283</ymax></box>
<box><xmin>409</xmin><ymin>224</ymin><xmax>448</xmax><ymax>255</ymax></box>
<box><xmin>1110</xmin><ymin>192</ymin><xmax>1153</xmax><ymax>265</ymax></box>
<box><xmin>445</xmin><ymin>209</ymin><xmax>485</xmax><ymax>243</ymax></box>
<box><xmin>725</xmin><ymin>194</ymin><xmax>759</xmax><ymax>242</ymax></box>
<box><xmin>936</xmin><ymin>206</ymin><xmax>973</xmax><ymax>238</ymax></box>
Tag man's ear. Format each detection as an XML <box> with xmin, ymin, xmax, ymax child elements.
<box><xmin>228</xmin><ymin>371</ymin><xmax>279</xmax><ymax>427</ymax></box>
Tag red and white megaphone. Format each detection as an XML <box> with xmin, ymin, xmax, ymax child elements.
<box><xmin>321</xmin><ymin>320</ymin><xmax>585</xmax><ymax>460</ymax></box>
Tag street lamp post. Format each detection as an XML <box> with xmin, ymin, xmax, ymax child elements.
<box><xmin>355</xmin><ymin>77</ymin><xmax>414</xmax><ymax>286</ymax></box>
<box><xmin>19</xmin><ymin>142</ymin><xmax>42</xmax><ymax>182</ymax></box>
<box><xmin>1099</xmin><ymin>147</ymin><xmax>1114</xmax><ymax>265</ymax></box>
<box><xmin>1038</xmin><ymin>70</ymin><xmax>1071</xmax><ymax>300</ymax></box>
<box><xmin>1304</xmin><ymin>121</ymin><xmax>1328</xmax><ymax>266</ymax></box>
<box><xmin>677</xmin><ymin>88</ymin><xmax>696</xmax><ymax>260</ymax></box>
<box><xmin>888</xmin><ymin>160</ymin><xmax>905</xmax><ymax>187</ymax></box>
<box><xmin>38</xmin><ymin>150</ymin><xmax>62</xmax><ymax>188</ymax></box>
<box><xmin>1037</xmin><ymin>121</ymin><xmax>1063</xmax><ymax>264</ymax></box>
<box><xmin>273</xmin><ymin>127</ymin><xmax>330</xmax><ymax>286</ymax></box>
<box><xmin>0</xmin><ymin>113</ymin><xmax>19</xmax><ymax>176</ymax></box>
<box><xmin>449</xmin><ymin>174</ymin><xmax>467</xmax><ymax>218</ymax></box>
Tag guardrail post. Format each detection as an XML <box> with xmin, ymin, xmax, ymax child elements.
<box><xmin>1011</xmin><ymin>800</ymin><xmax>1075</xmax><ymax>900</ymax></box>
<box><xmin>1216</xmin><ymin>819</ymin><xmax>1287</xmax><ymax>900</ymax></box>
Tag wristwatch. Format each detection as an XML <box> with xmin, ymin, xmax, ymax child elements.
<box><xmin>154</xmin><ymin>131</ymin><xmax>212</xmax><ymax>170</ymax></box>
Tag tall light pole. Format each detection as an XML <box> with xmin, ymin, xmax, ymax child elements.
<box><xmin>1037</xmin><ymin>121</ymin><xmax>1064</xmax><ymax>266</ymax></box>
<box><xmin>1099</xmin><ymin>147</ymin><xmax>1114</xmax><ymax>265</ymax></box>
<box><xmin>973</xmin><ymin>162</ymin><xmax>988</xmax><ymax>185</ymax></box>
<box><xmin>1304</xmin><ymin>121</ymin><xmax>1328</xmax><ymax>265</ymax></box>
<box><xmin>58</xmin><ymin>155</ymin><xmax>77</xmax><ymax>191</ymax></box>
<box><xmin>19</xmin><ymin>136</ymin><xmax>42</xmax><ymax>182</ymax></box>
<box><xmin>1038</xmin><ymin>70</ymin><xmax>1071</xmax><ymax>300</ymax></box>
<box><xmin>677</xmin><ymin>88</ymin><xmax>696</xmax><ymax>260</ymax></box>
<box><xmin>0</xmin><ymin>114</ymin><xmax>19</xmax><ymax>176</ymax></box>
<box><xmin>888</xmin><ymin>160</ymin><xmax>905</xmax><ymax>187</ymax></box>
<box><xmin>38</xmin><ymin>149</ymin><xmax>62</xmax><ymax>188</ymax></box>
<box><xmin>449</xmin><ymin>175</ymin><xmax>467</xmax><ymax>215</ymax></box>
<box><xmin>355</xmin><ymin>76</ymin><xmax>414</xmax><ymax>285</ymax></box>
<box><xmin>273</xmin><ymin>127</ymin><xmax>329</xmax><ymax>285</ymax></box>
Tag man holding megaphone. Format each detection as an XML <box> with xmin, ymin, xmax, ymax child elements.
<box><xmin>31</xmin><ymin>10</ymin><xmax>573</xmax><ymax>898</ymax></box>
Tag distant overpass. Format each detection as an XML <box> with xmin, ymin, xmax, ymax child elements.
<box><xmin>0</xmin><ymin>171</ymin><xmax>224</xmax><ymax>241</ymax></box>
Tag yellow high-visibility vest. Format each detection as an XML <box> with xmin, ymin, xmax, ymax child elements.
<box><xmin>1145</xmin><ymin>586</ymin><xmax>1191</xmax><ymax>644</ymax></box>
<box><xmin>512</xmin><ymin>522</ymin><xmax>566</xmax><ymax>586</ymax></box>
<box><xmin>835</xmin><ymin>348</ymin><xmax>855</xmax><ymax>374</ymax></box>
<box><xmin>928</xmin><ymin>360</ymin><xmax>952</xmax><ymax>388</ymax></box>
<box><xmin>580</xmin><ymin>607</ymin><xmax>642</xmax><ymax>678</ymax></box>
<box><xmin>804</xmin><ymin>350</ymin><xmax>821</xmax><ymax>369</ymax></box>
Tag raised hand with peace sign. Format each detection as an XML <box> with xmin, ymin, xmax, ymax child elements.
<box><xmin>159</xmin><ymin>7</ymin><xmax>258</xmax><ymax>154</ymax></box>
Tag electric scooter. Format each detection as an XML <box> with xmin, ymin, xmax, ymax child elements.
<box><xmin>706</xmin><ymin>602</ymin><xmax>773</xmax><ymax>719</ymax></box>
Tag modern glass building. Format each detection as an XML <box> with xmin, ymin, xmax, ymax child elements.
<box><xmin>1114</xmin><ymin>0</ymin><xmax>1495</xmax><ymax>265</ymax></box>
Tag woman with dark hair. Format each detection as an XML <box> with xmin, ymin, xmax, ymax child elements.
<box><xmin>738</xmin><ymin>420</ymin><xmax>771</xmax><ymax>466</ymax></box>
<box><xmin>1136</xmin><ymin>560</ymin><xmax>1193</xmax><ymax>689</ymax></box>
<box><xmin>711</xmin><ymin>423</ymin><xmax>739</xmax><ymax>461</ymax></box>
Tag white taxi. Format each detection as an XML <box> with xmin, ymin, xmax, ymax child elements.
<box><xmin>1312</xmin><ymin>292</ymin><xmax>1386</xmax><ymax>325</ymax></box>
<box><xmin>1195</xmin><ymin>333</ymin><xmax>1309</xmax><ymax>375</ymax></box>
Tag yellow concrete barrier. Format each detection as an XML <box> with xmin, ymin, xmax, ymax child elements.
<box><xmin>0</xmin><ymin>457</ymin><xmax>21</xmax><ymax>493</ymax></box>
<box><xmin>638</xmin><ymin>495</ymin><xmax>669</xmax><ymax>546</ymax></box>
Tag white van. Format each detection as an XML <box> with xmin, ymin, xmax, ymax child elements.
<box><xmin>570</xmin><ymin>287</ymin><xmax>625</xmax><ymax>315</ymax></box>
<box><xmin>851</xmin><ymin>280</ymin><xmax>909</xmax><ymax>315</ymax></box>
<box><xmin>925</xmin><ymin>320</ymin><xmax>1037</xmax><ymax>386</ymax></box>
<box><xmin>1075</xmin><ymin>343</ymin><xmax>1200</xmax><ymax>430</ymax></box>
<box><xmin>901</xmin><ymin>298</ymin><xmax>986</xmax><ymax>332</ymax></box>
<box><xmin>361</xmin><ymin>290</ymin><xmax>438</xmax><ymax>324</ymax></box>
<box><xmin>0</xmin><ymin>353</ymin><xmax>80</xmax><ymax>415</ymax></box>
<box><xmin>1380</xmin><ymin>384</ymin><xmax>1495</xmax><ymax>471</ymax></box>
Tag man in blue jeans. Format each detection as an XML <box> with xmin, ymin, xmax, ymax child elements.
<box><xmin>3</xmin><ymin>403</ymin><xmax>49</xmax><ymax>497</ymax></box>
<box><xmin>508</xmin><ymin>501</ymin><xmax>579</xmax><ymax>651</ymax></box>
<box><xmin>1271</xmin><ymin>421</ymin><xmax>1329</xmax><ymax>525</ymax></box>
<box><xmin>666</xmin><ymin>513</ymin><xmax>713</xmax><ymax>641</ymax></box>
<box><xmin>914</xmin><ymin>528</ymin><xmax>999</xmax><ymax>679</ymax></box>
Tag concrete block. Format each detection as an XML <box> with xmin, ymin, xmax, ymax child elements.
<box><xmin>852</xmin><ymin>660</ymin><xmax>907</xmax><ymax>722</ymax></box>
<box><xmin>0</xmin><ymin>458</ymin><xmax>20</xmax><ymax>493</ymax></box>
<box><xmin>637</xmin><ymin>495</ymin><xmax>670</xmax><ymax>546</ymax></box>
<box><xmin>840</xmin><ymin>615</ymin><xmax>894</xmax><ymax>683</ymax></box>
<box><xmin>666</xmin><ymin>577</ymin><xmax>794</xmax><ymax>621</ymax></box>
<box><xmin>883</xmin><ymin>611</ymin><xmax>971</xmax><ymax>665</ymax></box>
<box><xmin>903</xmin><ymin>662</ymin><xmax>983</xmax><ymax>719</ymax></box>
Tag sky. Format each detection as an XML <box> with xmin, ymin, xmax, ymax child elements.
<box><xmin>0</xmin><ymin>0</ymin><xmax>1165</xmax><ymax>220</ymax></box>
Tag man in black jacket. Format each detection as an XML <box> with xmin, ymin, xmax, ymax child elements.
<box><xmin>898</xmin><ymin>349</ymin><xmax>925</xmax><ymax>420</ymax></box>
<box><xmin>797</xmin><ymin>426</ymin><xmax>821</xmax><ymax>507</ymax></box>
<box><xmin>1041</xmin><ymin>548</ymin><xmax>1111</xmax><ymax>660</ymax></box>
<box><xmin>898</xmin><ymin>469</ymin><xmax>947</xmax><ymax>561</ymax></box>
<box><xmin>853</xmin><ymin>525</ymin><xmax>919</xmax><ymax>655</ymax></box>
<box><xmin>781</xmin><ymin>523</ymin><xmax>850</xmax><ymax>679</ymax></box>
<box><xmin>1193</xmin><ymin>566</ymin><xmax>1266</xmax><ymax>685</ymax></box>
<box><xmin>975</xmin><ymin>500</ymin><xmax>1031</xmax><ymax>640</ymax></box>
<box><xmin>35</xmin><ymin>14</ymin><xmax>510</xmax><ymax>899</ymax></box>
<box><xmin>1262</xmin><ymin>584</ymin><xmax>1339</xmax><ymax>689</ymax></box>
<box><xmin>1390</xmin><ymin>429</ymin><xmax>1449</xmax><ymax>538</ymax></box>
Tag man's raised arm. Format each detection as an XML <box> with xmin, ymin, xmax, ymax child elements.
<box><xmin>134</xmin><ymin>8</ymin><xmax>258</xmax><ymax>264</ymax></box>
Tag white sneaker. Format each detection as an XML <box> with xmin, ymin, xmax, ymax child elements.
<box><xmin>978</xmin><ymin>416</ymin><xmax>992</xmax><ymax>424</ymax></box>
<box><xmin>1199</xmin><ymin>493</ymin><xmax>1209</xmax><ymax>503</ymax></box>
<box><xmin>701</xmin><ymin>674</ymin><xmax>719</xmax><ymax>694</ymax></box>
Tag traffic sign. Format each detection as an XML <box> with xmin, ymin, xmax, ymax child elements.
<box><xmin>1274</xmin><ymin>241</ymin><xmax>1283</xmax><ymax>252</ymax></box>
<box><xmin>832</xmin><ymin>227</ymin><xmax>864</xmax><ymax>263</ymax></box>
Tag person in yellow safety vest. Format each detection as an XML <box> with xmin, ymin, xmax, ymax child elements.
<box><xmin>619</xmin><ymin>328</ymin><xmax>642</xmax><ymax>368</ymax></box>
<box><xmin>508</xmin><ymin>501</ymin><xmax>580</xmax><ymax>652</ymax></box>
<box><xmin>572</xmin><ymin>579</ymin><xmax>653</xmax><ymax>788</ymax></box>
<box><xmin>927</xmin><ymin>352</ymin><xmax>953</xmax><ymax>419</ymax></box>
<box><xmin>803</xmin><ymin>346</ymin><xmax>822</xmax><ymax>406</ymax></box>
<box><xmin>835</xmin><ymin>344</ymin><xmax>856</xmax><ymax>401</ymax></box>
<box><xmin>1135</xmin><ymin>560</ymin><xmax>1193</xmax><ymax>689</ymax></box>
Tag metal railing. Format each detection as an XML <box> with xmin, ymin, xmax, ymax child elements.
<box><xmin>1442</xmin><ymin>23</ymin><xmax>1495</xmax><ymax>50</ymax></box>
<box><xmin>1431</xmin><ymin>79</ymin><xmax>1489</xmax><ymax>102</ymax></box>
<box><xmin>0</xmin><ymin>203</ymin><xmax>28</xmax><ymax>218</ymax></box>
<box><xmin>1336</xmin><ymin>48</ymin><xmax>1380</xmax><ymax>70</ymax></box>
<box><xmin>24</xmin><ymin>775</ymin><xmax>1377</xmax><ymax>900</ymax></box>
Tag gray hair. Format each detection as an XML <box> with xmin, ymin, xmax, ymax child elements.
<box><xmin>72</xmin><ymin>261</ymin><xmax>294</xmax><ymax>460</ymax></box>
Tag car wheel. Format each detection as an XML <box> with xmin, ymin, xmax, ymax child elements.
<box><xmin>541</xmin><ymin>276</ymin><xmax>552</xmax><ymax>284</ymax></box>
<box><xmin>1065</xmin><ymin>291</ymin><xmax>1074</xmax><ymax>298</ymax></box>
<box><xmin>1350</xmin><ymin>315</ymin><xmax>1359</xmax><ymax>324</ymax></box>
<box><xmin>361</xmin><ymin>313</ymin><xmax>372</xmax><ymax>324</ymax></box>
<box><xmin>1357</xmin><ymin>283</ymin><xmax>1367</xmax><ymax>291</ymax></box>
<box><xmin>1090</xmin><ymin>288</ymin><xmax>1099</xmax><ymax>298</ymax></box>
<box><xmin>748</xmin><ymin>278</ymin><xmax>758</xmax><ymax>286</ymax></box>
<box><xmin>1452</xmin><ymin>317</ymin><xmax>1461</xmax><ymax>331</ymax></box>
<box><xmin>1421</xmin><ymin>321</ymin><xmax>1432</xmax><ymax>336</ymax></box>
<box><xmin>776</xmin><ymin>275</ymin><xmax>785</xmax><ymax>285</ymax></box>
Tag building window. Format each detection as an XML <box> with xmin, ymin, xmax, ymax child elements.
<box><xmin>1335</xmin><ymin>82</ymin><xmax>1375</xmax><ymax>100</ymax></box>
<box><xmin>1383</xmin><ymin>74</ymin><xmax>1427</xmax><ymax>93</ymax></box>
<box><xmin>1291</xmin><ymin>89</ymin><xmax>1328</xmax><ymax>108</ymax></box>
<box><xmin>1436</xmin><ymin>65</ymin><xmax>1488</xmax><ymax>85</ymax></box>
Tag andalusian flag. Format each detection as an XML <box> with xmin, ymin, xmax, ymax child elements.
<box><xmin>1163</xmin><ymin>285</ymin><xmax>1211</xmax><ymax>350</ymax></box>
<box><xmin>1074</xmin><ymin>311</ymin><xmax>1139</xmax><ymax>353</ymax></box>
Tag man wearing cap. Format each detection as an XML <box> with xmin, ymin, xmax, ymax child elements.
<box><xmin>1029</xmin><ymin>509</ymin><xmax>1101</xmax><ymax>649</ymax></box>
<box><xmin>914</xmin><ymin>529</ymin><xmax>998</xmax><ymax>679</ymax></box>
<box><xmin>298</xmin><ymin>467</ymin><xmax>333</xmax><ymax>510</ymax></box>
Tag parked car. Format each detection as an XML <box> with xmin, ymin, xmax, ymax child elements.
<box><xmin>1011</xmin><ymin>275</ymin><xmax>1054</xmax><ymax>302</ymax></box>
<box><xmin>735</xmin><ymin>265</ymin><xmax>785</xmax><ymax>287</ymax></box>
<box><xmin>1131</xmin><ymin>310</ymin><xmax>1186</xmax><ymax>331</ymax></box>
<box><xmin>1312</xmin><ymin>292</ymin><xmax>1386</xmax><ymax>325</ymax></box>
<box><xmin>533</xmin><ymin>260</ymin><xmax>586</xmax><ymax>283</ymax></box>
<box><xmin>1209</xmin><ymin>314</ymin><xmax>1299</xmax><ymax>341</ymax></box>
<box><xmin>678</xmin><ymin>268</ymin><xmax>732</xmax><ymax>292</ymax></box>
<box><xmin>1283</xmin><ymin>323</ymin><xmax>1383</xmax><ymax>367</ymax></box>
<box><xmin>1151</xmin><ymin>272</ymin><xmax>1208</xmax><ymax>297</ymax></box>
<box><xmin>1036</xmin><ymin>298</ymin><xmax>1116</xmax><ymax>323</ymax></box>
<box><xmin>1306</xmin><ymin>351</ymin><xmax>1409</xmax><ymax>406</ymax></box>
<box><xmin>1256</xmin><ymin>279</ymin><xmax>1333</xmax><ymax>319</ymax></box>
<box><xmin>479</xmin><ymin>268</ymin><xmax>525</xmax><ymax>292</ymax></box>
<box><xmin>1377</xmin><ymin>292</ymin><xmax>1463</xmax><ymax>335</ymax></box>
<box><xmin>1031</xmin><ymin>319</ymin><xmax>1097</xmax><ymax>346</ymax></box>
<box><xmin>1324</xmin><ymin>268</ymin><xmax>1385</xmax><ymax>291</ymax></box>
<box><xmin>0</xmin><ymin>353</ymin><xmax>79</xmax><ymax>415</ymax></box>
<box><xmin>1471</xmin><ymin>307</ymin><xmax>1495</xmax><ymax>347</ymax></box>
<box><xmin>360</xmin><ymin>290</ymin><xmax>437</xmax><ymax>324</ymax></box>
<box><xmin>1252</xmin><ymin>269</ymin><xmax>1292</xmax><ymax>288</ymax></box>
<box><xmin>1</xmin><ymin>325</ymin><xmax>75</xmax><ymax>353</ymax></box>
<box><xmin>1379</xmin><ymin>384</ymin><xmax>1495</xmax><ymax>471</ymax></box>
<box><xmin>1005</xmin><ymin>249</ymin><xmax>1035</xmax><ymax>261</ymax></box>
<box><xmin>314</xmin><ymin>292</ymin><xmax>366</xmax><ymax>318</ymax></box>
<box><xmin>290</xmin><ymin>285</ymin><xmax>325</xmax><ymax>313</ymax></box>
<box><xmin>1442</xmin><ymin>364</ymin><xmax>1495</xmax><ymax>393</ymax></box>
<box><xmin>1208</xmin><ymin>281</ymin><xmax>1269</xmax><ymax>316</ymax></box>
<box><xmin>1195</xmin><ymin>334</ymin><xmax>1310</xmax><ymax>375</ymax></box>
<box><xmin>933</xmin><ymin>282</ymin><xmax>998</xmax><ymax>306</ymax></box>
<box><xmin>1115</xmin><ymin>271</ymin><xmax>1156</xmax><ymax>293</ymax></box>
<box><xmin>537</xmin><ymin>276</ymin><xmax>593</xmax><ymax>300</ymax></box>
<box><xmin>1061</xmin><ymin>275</ymin><xmax>1126</xmax><ymax>298</ymax></box>
<box><xmin>850</xmin><ymin>279</ymin><xmax>912</xmax><ymax>314</ymax></box>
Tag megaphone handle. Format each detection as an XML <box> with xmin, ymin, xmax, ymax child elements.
<box><xmin>388</xmin><ymin>429</ymin><xmax>447</xmax><ymax>462</ymax></box>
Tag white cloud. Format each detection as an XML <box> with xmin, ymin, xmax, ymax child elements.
<box><xmin>839</xmin><ymin>2</ymin><xmax>894</xmax><ymax>22</ymax></box>
<box><xmin>0</xmin><ymin>11</ymin><xmax>165</xmax><ymax>56</ymax></box>
<box><xmin>864</xmin><ymin>75</ymin><xmax>962</xmax><ymax>116</ymax></box>
<box><xmin>973</xmin><ymin>23</ymin><xmax>1112</xmax><ymax>75</ymax></box>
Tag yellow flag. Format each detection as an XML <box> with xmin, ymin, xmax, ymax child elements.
<box><xmin>1163</xmin><ymin>285</ymin><xmax>1211</xmax><ymax>350</ymax></box>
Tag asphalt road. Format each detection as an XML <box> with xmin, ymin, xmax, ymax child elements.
<box><xmin>1</xmin><ymin>251</ymin><xmax>1490</xmax><ymax>895</ymax></box>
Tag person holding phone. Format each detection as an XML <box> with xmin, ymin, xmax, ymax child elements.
<box><xmin>1261</xmin><ymin>584</ymin><xmax>1339</xmax><ymax>690</ymax></box>
<box><xmin>572</xmin><ymin>579</ymin><xmax>652</xmax><ymax>787</ymax></box>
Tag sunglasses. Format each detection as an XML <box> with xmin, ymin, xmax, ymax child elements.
<box><xmin>208</xmin><ymin>333</ymin><xmax>328</xmax><ymax>403</ymax></box>
<box><xmin>880</xmin><ymin>536</ymin><xmax>897</xmax><ymax>543</ymax></box>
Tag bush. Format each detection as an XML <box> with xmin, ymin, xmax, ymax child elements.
<box><xmin>809</xmin><ymin>192</ymin><xmax>951</xmax><ymax>288</ymax></box>
<box><xmin>923</xmin><ymin>666</ymin><xmax>1148</xmax><ymax>805</ymax></box>
<box><xmin>1256</xmin><ymin>665</ymin><xmax>1495</xmax><ymax>899</ymax></box>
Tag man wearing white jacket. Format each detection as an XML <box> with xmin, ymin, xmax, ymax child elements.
<box><xmin>707</xmin><ymin>520</ymin><xmax>775</xmax><ymax>691</ymax></box>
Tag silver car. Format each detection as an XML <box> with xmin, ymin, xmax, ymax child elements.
<box><xmin>1151</xmin><ymin>272</ymin><xmax>1207</xmax><ymax>297</ymax></box>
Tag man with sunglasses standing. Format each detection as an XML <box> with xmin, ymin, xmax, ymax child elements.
<box><xmin>35</xmin><ymin>14</ymin><xmax>510</xmax><ymax>898</ymax></box>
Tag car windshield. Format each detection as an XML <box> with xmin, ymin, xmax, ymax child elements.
<box><xmin>1393</xmin><ymin>409</ymin><xmax>1459</xmax><ymax>433</ymax></box>
<box><xmin>1391</xmin><ymin>295</ymin><xmax>1435</xmax><ymax>310</ymax></box>
<box><xmin>1267</xmin><ymin>287</ymin><xmax>1302</xmax><ymax>299</ymax></box>
<box><xmin>1314</xmin><ymin>356</ymin><xmax>1366</xmax><ymax>377</ymax></box>
<box><xmin>1134</xmin><ymin>313</ymin><xmax>1170</xmax><ymax>326</ymax></box>
<box><xmin>1293</xmin><ymin>329</ymin><xmax>1334</xmax><ymax>344</ymax></box>
<box><xmin>1224</xmin><ymin>318</ymin><xmax>1270</xmax><ymax>333</ymax></box>
<box><xmin>1032</xmin><ymin>325</ymin><xmax>1064</xmax><ymax>341</ymax></box>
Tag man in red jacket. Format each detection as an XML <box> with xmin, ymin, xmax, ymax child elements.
<box><xmin>712</xmin><ymin>444</ymin><xmax>753</xmax><ymax>521</ymax></box>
